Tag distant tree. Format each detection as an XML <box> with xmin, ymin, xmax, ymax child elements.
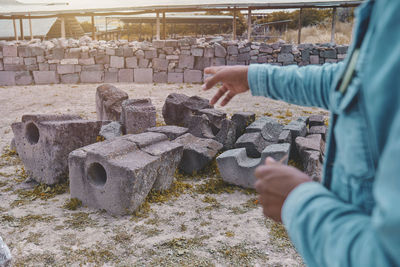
<box><xmin>80</xmin><ymin>21</ymin><xmax>93</xmax><ymax>33</ymax></box>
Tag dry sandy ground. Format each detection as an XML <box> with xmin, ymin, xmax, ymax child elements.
<box><xmin>0</xmin><ymin>83</ymin><xmax>328</xmax><ymax>266</ymax></box>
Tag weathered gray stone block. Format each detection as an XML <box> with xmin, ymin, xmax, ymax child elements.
<box><xmin>187</xmin><ymin>114</ymin><xmax>215</xmax><ymax>139</ymax></box>
<box><xmin>82</xmin><ymin>64</ymin><xmax>104</xmax><ymax>71</ymax></box>
<box><xmin>184</xmin><ymin>69</ymin><xmax>202</xmax><ymax>83</ymax></box>
<box><xmin>211</xmin><ymin>57</ymin><xmax>226</xmax><ymax>66</ymax></box>
<box><xmin>178</xmin><ymin>55</ymin><xmax>195</xmax><ymax>69</ymax></box>
<box><xmin>227</xmin><ymin>45</ymin><xmax>239</xmax><ymax>55</ymax></box>
<box><xmin>80</xmin><ymin>71</ymin><xmax>104</xmax><ymax>83</ymax></box>
<box><xmin>61</xmin><ymin>73</ymin><xmax>79</xmax><ymax>84</ymax></box>
<box><xmin>283</xmin><ymin>120</ymin><xmax>307</xmax><ymax>142</ymax></box>
<box><xmin>79</xmin><ymin>57</ymin><xmax>95</xmax><ymax>65</ymax></box>
<box><xmin>125</xmin><ymin>57</ymin><xmax>138</xmax><ymax>68</ymax></box>
<box><xmin>191</xmin><ymin>48</ymin><xmax>203</xmax><ymax>57</ymax></box>
<box><xmin>15</xmin><ymin>71</ymin><xmax>32</xmax><ymax>85</ymax></box>
<box><xmin>96</xmin><ymin>84</ymin><xmax>129</xmax><ymax>121</ymax></box>
<box><xmin>235</xmin><ymin>132</ymin><xmax>271</xmax><ymax>158</ymax></box>
<box><xmin>153</xmin><ymin>72</ymin><xmax>168</xmax><ymax>83</ymax></box>
<box><xmin>309</xmin><ymin>126</ymin><xmax>327</xmax><ymax>140</ymax></box>
<box><xmin>110</xmin><ymin>56</ymin><xmax>125</xmax><ymax>68</ymax></box>
<box><xmin>3</xmin><ymin>45</ymin><xmax>17</xmax><ymax>57</ymax></box>
<box><xmin>0</xmin><ymin>71</ymin><xmax>16</xmax><ymax>86</ymax></box>
<box><xmin>162</xmin><ymin>93</ymin><xmax>211</xmax><ymax>127</ymax></box>
<box><xmin>121</xmin><ymin>98</ymin><xmax>156</xmax><ymax>134</ymax></box>
<box><xmin>214</xmin><ymin>43</ymin><xmax>227</xmax><ymax>58</ymax></box>
<box><xmin>167</xmin><ymin>73</ymin><xmax>184</xmax><ymax>83</ymax></box>
<box><xmin>204</xmin><ymin>47</ymin><xmax>214</xmax><ymax>58</ymax></box>
<box><xmin>278</xmin><ymin>130</ymin><xmax>292</xmax><ymax>144</ymax></box>
<box><xmin>24</xmin><ymin>57</ymin><xmax>37</xmax><ymax>65</ymax></box>
<box><xmin>104</xmin><ymin>71</ymin><xmax>118</xmax><ymax>83</ymax></box>
<box><xmin>152</xmin><ymin>58</ymin><xmax>168</xmax><ymax>71</ymax></box>
<box><xmin>118</xmin><ymin>69</ymin><xmax>134</xmax><ymax>83</ymax></box>
<box><xmin>278</xmin><ymin>53</ymin><xmax>295</xmax><ymax>63</ymax></box>
<box><xmin>147</xmin><ymin>125</ymin><xmax>188</xmax><ymax>141</ymax></box>
<box><xmin>302</xmin><ymin>150</ymin><xmax>322</xmax><ymax>181</ymax></box>
<box><xmin>197</xmin><ymin>108</ymin><xmax>226</xmax><ymax>134</ymax></box>
<box><xmin>33</xmin><ymin>71</ymin><xmax>57</xmax><ymax>84</ymax></box>
<box><xmin>308</xmin><ymin>114</ymin><xmax>325</xmax><ymax>127</ymax></box>
<box><xmin>214</xmin><ymin>119</ymin><xmax>237</xmax><ymax>150</ymax></box>
<box><xmin>134</xmin><ymin>68</ymin><xmax>153</xmax><ymax>83</ymax></box>
<box><xmin>152</xmin><ymin>40</ymin><xmax>165</xmax><ymax>49</ymax></box>
<box><xmin>217</xmin><ymin>143</ymin><xmax>290</xmax><ymax>189</ymax></box>
<box><xmin>145</xmin><ymin>48</ymin><xmax>157</xmax><ymax>59</ymax></box>
<box><xmin>246</xmin><ymin>116</ymin><xmax>283</xmax><ymax>143</ymax></box>
<box><xmin>174</xmin><ymin>133</ymin><xmax>222</xmax><ymax>174</ymax></box>
<box><xmin>231</xmin><ymin>112</ymin><xmax>256</xmax><ymax>139</ymax></box>
<box><xmin>320</xmin><ymin>48</ymin><xmax>337</xmax><ymax>59</ymax></box>
<box><xmin>11</xmin><ymin>114</ymin><xmax>105</xmax><ymax>184</ymax></box>
<box><xmin>99</xmin><ymin>121</ymin><xmax>123</xmax><ymax>140</ymax></box>
<box><xmin>69</xmin><ymin>132</ymin><xmax>183</xmax><ymax>214</ymax></box>
<box><xmin>310</xmin><ymin>55</ymin><xmax>319</xmax><ymax>64</ymax></box>
<box><xmin>57</xmin><ymin>64</ymin><xmax>75</xmax><ymax>74</ymax></box>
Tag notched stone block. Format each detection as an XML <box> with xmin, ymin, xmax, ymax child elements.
<box><xmin>217</xmin><ymin>143</ymin><xmax>290</xmax><ymax>189</ymax></box>
<box><xmin>69</xmin><ymin>132</ymin><xmax>183</xmax><ymax>215</ymax></box>
<box><xmin>11</xmin><ymin>114</ymin><xmax>105</xmax><ymax>185</ymax></box>
<box><xmin>121</xmin><ymin>98</ymin><xmax>156</xmax><ymax>134</ymax></box>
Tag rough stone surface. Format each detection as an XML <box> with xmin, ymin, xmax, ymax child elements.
<box><xmin>99</xmin><ymin>121</ymin><xmax>123</xmax><ymax>140</ymax></box>
<box><xmin>118</xmin><ymin>69</ymin><xmax>134</xmax><ymax>83</ymax></box>
<box><xmin>121</xmin><ymin>98</ymin><xmax>156</xmax><ymax>134</ymax></box>
<box><xmin>303</xmin><ymin>150</ymin><xmax>322</xmax><ymax>181</ymax></box>
<box><xmin>309</xmin><ymin>114</ymin><xmax>325</xmax><ymax>127</ymax></box>
<box><xmin>33</xmin><ymin>71</ymin><xmax>57</xmax><ymax>84</ymax></box>
<box><xmin>96</xmin><ymin>84</ymin><xmax>129</xmax><ymax>121</ymax></box>
<box><xmin>231</xmin><ymin>112</ymin><xmax>256</xmax><ymax>139</ymax></box>
<box><xmin>283</xmin><ymin>120</ymin><xmax>307</xmax><ymax>142</ymax></box>
<box><xmin>187</xmin><ymin>114</ymin><xmax>215</xmax><ymax>139</ymax></box>
<box><xmin>0</xmin><ymin>71</ymin><xmax>16</xmax><ymax>86</ymax></box>
<box><xmin>15</xmin><ymin>71</ymin><xmax>32</xmax><ymax>85</ymax></box>
<box><xmin>214</xmin><ymin>119</ymin><xmax>237</xmax><ymax>150</ymax></box>
<box><xmin>134</xmin><ymin>68</ymin><xmax>153</xmax><ymax>83</ymax></box>
<box><xmin>167</xmin><ymin>73</ymin><xmax>184</xmax><ymax>83</ymax></box>
<box><xmin>69</xmin><ymin>132</ymin><xmax>183</xmax><ymax>215</ymax></box>
<box><xmin>217</xmin><ymin>143</ymin><xmax>290</xmax><ymax>189</ymax></box>
<box><xmin>235</xmin><ymin>132</ymin><xmax>270</xmax><ymax>158</ymax></box>
<box><xmin>147</xmin><ymin>125</ymin><xmax>188</xmax><ymax>141</ymax></box>
<box><xmin>110</xmin><ymin>56</ymin><xmax>125</xmax><ymax>68</ymax></box>
<box><xmin>11</xmin><ymin>114</ymin><xmax>105</xmax><ymax>185</ymax></box>
<box><xmin>162</xmin><ymin>93</ymin><xmax>211</xmax><ymax>127</ymax></box>
<box><xmin>197</xmin><ymin>108</ymin><xmax>226</xmax><ymax>134</ymax></box>
<box><xmin>183</xmin><ymin>69</ymin><xmax>202</xmax><ymax>83</ymax></box>
<box><xmin>309</xmin><ymin>126</ymin><xmax>327</xmax><ymax>140</ymax></box>
<box><xmin>174</xmin><ymin>133</ymin><xmax>223</xmax><ymax>174</ymax></box>
<box><xmin>80</xmin><ymin>71</ymin><xmax>104</xmax><ymax>83</ymax></box>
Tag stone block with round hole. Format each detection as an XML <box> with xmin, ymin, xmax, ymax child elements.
<box><xmin>68</xmin><ymin>132</ymin><xmax>183</xmax><ymax>215</ymax></box>
<box><xmin>11</xmin><ymin>114</ymin><xmax>106</xmax><ymax>185</ymax></box>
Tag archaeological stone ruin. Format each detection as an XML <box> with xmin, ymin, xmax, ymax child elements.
<box><xmin>0</xmin><ymin>37</ymin><xmax>348</xmax><ymax>86</ymax></box>
<box><xmin>11</xmin><ymin>84</ymin><xmax>327</xmax><ymax>214</ymax></box>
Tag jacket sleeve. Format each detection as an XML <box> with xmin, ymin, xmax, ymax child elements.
<box><xmin>282</xmin><ymin>0</ymin><xmax>400</xmax><ymax>265</ymax></box>
<box><xmin>248</xmin><ymin>62</ymin><xmax>344</xmax><ymax>110</ymax></box>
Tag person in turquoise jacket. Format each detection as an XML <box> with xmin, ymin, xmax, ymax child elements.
<box><xmin>202</xmin><ymin>0</ymin><xmax>400</xmax><ymax>265</ymax></box>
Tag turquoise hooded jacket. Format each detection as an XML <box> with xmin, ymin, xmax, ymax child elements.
<box><xmin>248</xmin><ymin>0</ymin><xmax>400</xmax><ymax>266</ymax></box>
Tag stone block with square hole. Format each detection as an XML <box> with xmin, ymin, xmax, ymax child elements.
<box><xmin>68</xmin><ymin>132</ymin><xmax>183</xmax><ymax>215</ymax></box>
<box><xmin>11</xmin><ymin>114</ymin><xmax>106</xmax><ymax>185</ymax></box>
<box><xmin>217</xmin><ymin>143</ymin><xmax>290</xmax><ymax>189</ymax></box>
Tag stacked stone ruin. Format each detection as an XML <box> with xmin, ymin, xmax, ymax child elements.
<box><xmin>11</xmin><ymin>85</ymin><xmax>327</xmax><ymax>215</ymax></box>
<box><xmin>0</xmin><ymin>37</ymin><xmax>348</xmax><ymax>86</ymax></box>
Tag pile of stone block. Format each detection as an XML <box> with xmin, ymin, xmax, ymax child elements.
<box><xmin>0</xmin><ymin>38</ymin><xmax>349</xmax><ymax>86</ymax></box>
<box><xmin>10</xmin><ymin>88</ymin><xmax>327</xmax><ymax>214</ymax></box>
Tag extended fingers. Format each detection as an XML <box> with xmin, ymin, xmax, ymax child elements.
<box><xmin>210</xmin><ymin>85</ymin><xmax>228</xmax><ymax>106</ymax></box>
<box><xmin>202</xmin><ymin>67</ymin><xmax>225</xmax><ymax>91</ymax></box>
<box><xmin>220</xmin><ymin>91</ymin><xmax>236</xmax><ymax>106</ymax></box>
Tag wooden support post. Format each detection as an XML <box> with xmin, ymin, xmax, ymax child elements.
<box><xmin>60</xmin><ymin>17</ymin><xmax>66</xmax><ymax>38</ymax></box>
<box><xmin>298</xmin><ymin>8</ymin><xmax>303</xmax><ymax>44</ymax></box>
<box><xmin>162</xmin><ymin>12</ymin><xmax>166</xmax><ymax>40</ymax></box>
<box><xmin>13</xmin><ymin>18</ymin><xmax>18</xmax><ymax>41</ymax></box>
<box><xmin>331</xmin><ymin>7</ymin><xmax>337</xmax><ymax>44</ymax></box>
<box><xmin>232</xmin><ymin>7</ymin><xmax>237</xmax><ymax>40</ymax></box>
<box><xmin>91</xmin><ymin>15</ymin><xmax>96</xmax><ymax>40</ymax></box>
<box><xmin>29</xmin><ymin>15</ymin><xmax>33</xmax><ymax>40</ymax></box>
<box><xmin>105</xmin><ymin>17</ymin><xmax>108</xmax><ymax>41</ymax></box>
<box><xmin>156</xmin><ymin>12</ymin><xmax>160</xmax><ymax>40</ymax></box>
<box><xmin>19</xmin><ymin>18</ymin><xmax>24</xmax><ymax>40</ymax></box>
<box><xmin>247</xmin><ymin>8</ymin><xmax>252</xmax><ymax>41</ymax></box>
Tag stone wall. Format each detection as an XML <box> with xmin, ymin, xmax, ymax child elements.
<box><xmin>0</xmin><ymin>37</ymin><xmax>348</xmax><ymax>86</ymax></box>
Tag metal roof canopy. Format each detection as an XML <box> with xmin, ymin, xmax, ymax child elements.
<box><xmin>118</xmin><ymin>15</ymin><xmax>234</xmax><ymax>25</ymax></box>
<box><xmin>0</xmin><ymin>1</ymin><xmax>363</xmax><ymax>18</ymax></box>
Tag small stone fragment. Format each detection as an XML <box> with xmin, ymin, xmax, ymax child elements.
<box><xmin>96</xmin><ymin>84</ymin><xmax>129</xmax><ymax>121</ymax></box>
<box><xmin>99</xmin><ymin>121</ymin><xmax>123</xmax><ymax>140</ymax></box>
